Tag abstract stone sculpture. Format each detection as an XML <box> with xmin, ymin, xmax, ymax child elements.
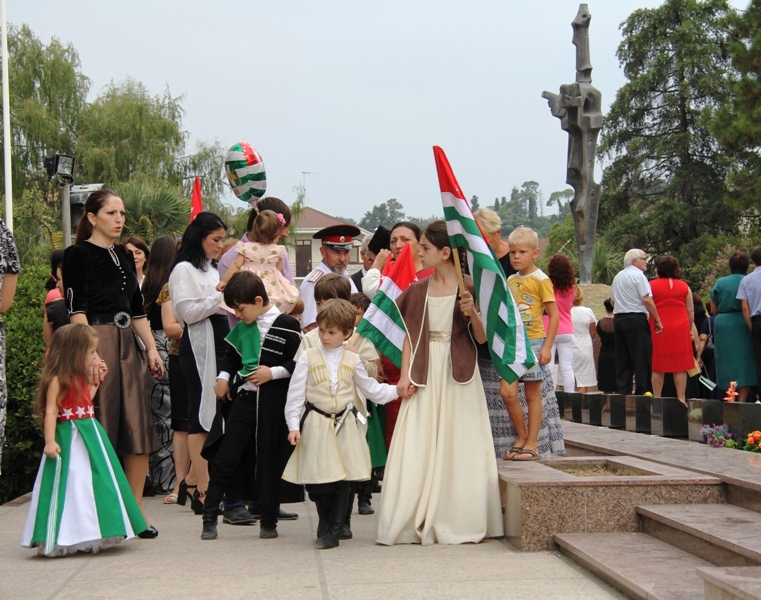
<box><xmin>542</xmin><ymin>4</ymin><xmax>602</xmax><ymax>284</ymax></box>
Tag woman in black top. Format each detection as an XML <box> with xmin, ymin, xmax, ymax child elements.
<box><xmin>596</xmin><ymin>298</ymin><xmax>617</xmax><ymax>393</ymax></box>
<box><xmin>63</xmin><ymin>189</ymin><xmax>163</xmax><ymax>537</ymax></box>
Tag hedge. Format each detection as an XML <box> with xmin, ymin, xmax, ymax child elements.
<box><xmin>1</xmin><ymin>259</ymin><xmax>47</xmax><ymax>504</ymax></box>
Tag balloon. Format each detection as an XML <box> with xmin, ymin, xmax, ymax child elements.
<box><xmin>225</xmin><ymin>142</ymin><xmax>267</xmax><ymax>202</ymax></box>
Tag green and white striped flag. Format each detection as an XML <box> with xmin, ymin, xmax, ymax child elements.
<box><xmin>355</xmin><ymin>242</ymin><xmax>418</xmax><ymax>368</ymax></box>
<box><xmin>433</xmin><ymin>145</ymin><xmax>535</xmax><ymax>383</ymax></box>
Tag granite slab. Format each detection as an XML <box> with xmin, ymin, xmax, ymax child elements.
<box><xmin>697</xmin><ymin>566</ymin><xmax>761</xmax><ymax>600</ymax></box>
<box><xmin>651</xmin><ymin>397</ymin><xmax>688</xmax><ymax>438</ymax></box>
<box><xmin>555</xmin><ymin>532</ymin><xmax>711</xmax><ymax>600</ymax></box>
<box><xmin>601</xmin><ymin>395</ymin><xmax>626</xmax><ymax>429</ymax></box>
<box><xmin>637</xmin><ymin>504</ymin><xmax>761</xmax><ymax>566</ymax></box>
<box><xmin>625</xmin><ymin>395</ymin><xmax>652</xmax><ymax>434</ymax></box>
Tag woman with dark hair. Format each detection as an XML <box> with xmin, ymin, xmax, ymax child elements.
<box><xmin>62</xmin><ymin>189</ymin><xmax>163</xmax><ymax>537</ymax></box>
<box><xmin>650</xmin><ymin>256</ymin><xmax>698</xmax><ymax>405</ymax></box>
<box><xmin>361</xmin><ymin>221</ymin><xmax>436</xmax><ymax>448</ymax></box>
<box><xmin>43</xmin><ymin>250</ymin><xmax>68</xmax><ymax>347</ymax></box>
<box><xmin>142</xmin><ymin>237</ymin><xmax>178</xmax><ymax>499</ymax></box>
<box><xmin>168</xmin><ymin>212</ymin><xmax>229</xmax><ymax>510</ymax></box>
<box><xmin>596</xmin><ymin>298</ymin><xmax>617</xmax><ymax>393</ymax></box>
<box><xmin>711</xmin><ymin>251</ymin><xmax>756</xmax><ymax>401</ymax></box>
<box><xmin>547</xmin><ymin>254</ymin><xmax>576</xmax><ymax>392</ymax></box>
<box><xmin>124</xmin><ymin>236</ymin><xmax>150</xmax><ymax>286</ymax></box>
<box><xmin>376</xmin><ymin>220</ymin><xmax>502</xmax><ymax>545</ymax></box>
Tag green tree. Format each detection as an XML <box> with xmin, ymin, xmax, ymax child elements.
<box><xmin>547</xmin><ymin>189</ymin><xmax>573</xmax><ymax>220</ymax></box>
<box><xmin>76</xmin><ymin>78</ymin><xmax>185</xmax><ymax>186</ymax></box>
<box><xmin>599</xmin><ymin>0</ymin><xmax>737</xmax><ymax>289</ymax></box>
<box><xmin>0</xmin><ymin>24</ymin><xmax>89</xmax><ymax>199</ymax></box>
<box><xmin>710</xmin><ymin>0</ymin><xmax>761</xmax><ymax>226</ymax></box>
<box><xmin>358</xmin><ymin>198</ymin><xmax>406</xmax><ymax>230</ymax></box>
<box><xmin>117</xmin><ymin>180</ymin><xmax>189</xmax><ymax>243</ymax></box>
<box><xmin>470</xmin><ymin>195</ymin><xmax>480</xmax><ymax>211</ymax></box>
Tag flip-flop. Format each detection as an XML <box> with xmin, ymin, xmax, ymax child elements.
<box><xmin>163</xmin><ymin>493</ymin><xmax>178</xmax><ymax>505</ymax></box>
<box><xmin>513</xmin><ymin>449</ymin><xmax>541</xmax><ymax>461</ymax></box>
<box><xmin>502</xmin><ymin>446</ymin><xmax>524</xmax><ymax>461</ymax></box>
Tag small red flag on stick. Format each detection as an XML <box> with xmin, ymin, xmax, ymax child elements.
<box><xmin>190</xmin><ymin>177</ymin><xmax>203</xmax><ymax>221</ymax></box>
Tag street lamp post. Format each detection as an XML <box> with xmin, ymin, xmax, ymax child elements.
<box><xmin>44</xmin><ymin>153</ymin><xmax>76</xmax><ymax>247</ymax></box>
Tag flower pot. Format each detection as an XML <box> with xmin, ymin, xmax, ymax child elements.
<box><xmin>601</xmin><ymin>394</ymin><xmax>626</xmax><ymax>429</ymax></box>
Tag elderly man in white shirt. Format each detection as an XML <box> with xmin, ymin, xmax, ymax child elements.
<box><xmin>610</xmin><ymin>249</ymin><xmax>663</xmax><ymax>396</ymax></box>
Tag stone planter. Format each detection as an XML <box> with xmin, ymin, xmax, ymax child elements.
<box><xmin>601</xmin><ymin>394</ymin><xmax>626</xmax><ymax>429</ymax></box>
<box><xmin>650</xmin><ymin>397</ymin><xmax>688</xmax><ymax>437</ymax></box>
<box><xmin>568</xmin><ymin>393</ymin><xmax>583</xmax><ymax>423</ymax></box>
<box><xmin>625</xmin><ymin>395</ymin><xmax>651</xmax><ymax>434</ymax></box>
<box><xmin>723</xmin><ymin>402</ymin><xmax>761</xmax><ymax>443</ymax></box>
<box><xmin>585</xmin><ymin>393</ymin><xmax>603</xmax><ymax>426</ymax></box>
<box><xmin>555</xmin><ymin>391</ymin><xmax>567</xmax><ymax>420</ymax></box>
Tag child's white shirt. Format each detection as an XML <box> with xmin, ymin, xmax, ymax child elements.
<box><xmin>284</xmin><ymin>344</ymin><xmax>397</xmax><ymax>431</ymax></box>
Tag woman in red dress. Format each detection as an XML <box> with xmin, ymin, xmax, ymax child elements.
<box><xmin>649</xmin><ymin>256</ymin><xmax>699</xmax><ymax>405</ymax></box>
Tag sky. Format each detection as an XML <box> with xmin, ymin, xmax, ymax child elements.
<box><xmin>10</xmin><ymin>0</ymin><xmax>748</xmax><ymax>221</ymax></box>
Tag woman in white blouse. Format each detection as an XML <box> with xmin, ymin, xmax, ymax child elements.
<box><xmin>168</xmin><ymin>212</ymin><xmax>228</xmax><ymax>510</ymax></box>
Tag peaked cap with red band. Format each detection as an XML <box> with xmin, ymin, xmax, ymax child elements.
<box><xmin>314</xmin><ymin>224</ymin><xmax>361</xmax><ymax>250</ymax></box>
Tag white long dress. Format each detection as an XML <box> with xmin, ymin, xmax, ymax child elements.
<box><xmin>572</xmin><ymin>305</ymin><xmax>597</xmax><ymax>387</ymax></box>
<box><xmin>375</xmin><ymin>294</ymin><xmax>503</xmax><ymax>545</ymax></box>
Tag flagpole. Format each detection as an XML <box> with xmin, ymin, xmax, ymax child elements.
<box><xmin>451</xmin><ymin>247</ymin><xmax>468</xmax><ymax>315</ymax></box>
<box><xmin>1</xmin><ymin>0</ymin><xmax>12</xmax><ymax>230</ymax></box>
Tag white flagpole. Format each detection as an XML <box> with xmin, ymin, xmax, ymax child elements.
<box><xmin>1</xmin><ymin>0</ymin><xmax>11</xmax><ymax>231</ymax></box>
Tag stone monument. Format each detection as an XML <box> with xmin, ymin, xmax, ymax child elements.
<box><xmin>542</xmin><ymin>4</ymin><xmax>602</xmax><ymax>284</ymax></box>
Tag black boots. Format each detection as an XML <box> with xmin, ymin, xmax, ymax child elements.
<box><xmin>315</xmin><ymin>482</ymin><xmax>351</xmax><ymax>549</ymax></box>
<box><xmin>201</xmin><ymin>519</ymin><xmax>218</xmax><ymax>540</ymax></box>
<box><xmin>358</xmin><ymin>477</ymin><xmax>375</xmax><ymax>515</ymax></box>
<box><xmin>340</xmin><ymin>485</ymin><xmax>355</xmax><ymax>540</ymax></box>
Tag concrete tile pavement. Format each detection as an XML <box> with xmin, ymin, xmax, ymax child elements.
<box><xmin>1</xmin><ymin>493</ymin><xmax>627</xmax><ymax>599</ymax></box>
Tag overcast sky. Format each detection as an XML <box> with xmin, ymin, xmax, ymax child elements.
<box><xmin>10</xmin><ymin>0</ymin><xmax>748</xmax><ymax>221</ymax></box>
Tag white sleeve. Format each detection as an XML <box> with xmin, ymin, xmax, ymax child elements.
<box><xmin>300</xmin><ymin>280</ymin><xmax>317</xmax><ymax>329</ymax></box>
<box><xmin>361</xmin><ymin>268</ymin><xmax>381</xmax><ymax>299</ymax></box>
<box><xmin>270</xmin><ymin>366</ymin><xmax>290</xmax><ymax>380</ymax></box>
<box><xmin>284</xmin><ymin>353</ymin><xmax>309</xmax><ymax>431</ymax></box>
<box><xmin>169</xmin><ymin>263</ymin><xmax>223</xmax><ymax>326</ymax></box>
<box><xmin>353</xmin><ymin>360</ymin><xmax>398</xmax><ymax>405</ymax></box>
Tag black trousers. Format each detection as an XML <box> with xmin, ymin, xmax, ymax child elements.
<box><xmin>751</xmin><ymin>316</ymin><xmax>761</xmax><ymax>394</ymax></box>
<box><xmin>203</xmin><ymin>390</ymin><xmax>279</xmax><ymax>528</ymax></box>
<box><xmin>614</xmin><ymin>313</ymin><xmax>653</xmax><ymax>396</ymax></box>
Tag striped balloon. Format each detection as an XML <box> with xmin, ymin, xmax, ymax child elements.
<box><xmin>225</xmin><ymin>142</ymin><xmax>267</xmax><ymax>203</ymax></box>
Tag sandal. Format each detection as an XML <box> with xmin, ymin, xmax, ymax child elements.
<box><xmin>177</xmin><ymin>480</ymin><xmax>197</xmax><ymax>507</ymax></box>
<box><xmin>191</xmin><ymin>489</ymin><xmax>206</xmax><ymax>515</ymax></box>
<box><xmin>163</xmin><ymin>493</ymin><xmax>178</xmax><ymax>505</ymax></box>
<box><xmin>513</xmin><ymin>449</ymin><xmax>541</xmax><ymax>461</ymax></box>
<box><xmin>502</xmin><ymin>446</ymin><xmax>524</xmax><ymax>461</ymax></box>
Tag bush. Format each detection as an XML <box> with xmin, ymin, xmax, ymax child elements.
<box><xmin>0</xmin><ymin>259</ymin><xmax>47</xmax><ymax>503</ymax></box>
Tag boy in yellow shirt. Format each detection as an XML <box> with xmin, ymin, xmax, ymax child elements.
<box><xmin>502</xmin><ymin>227</ymin><xmax>558</xmax><ymax>460</ymax></box>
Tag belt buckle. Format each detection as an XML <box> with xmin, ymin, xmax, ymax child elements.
<box><xmin>113</xmin><ymin>311</ymin><xmax>132</xmax><ymax>329</ymax></box>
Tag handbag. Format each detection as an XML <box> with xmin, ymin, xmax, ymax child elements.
<box><xmin>704</xmin><ymin>317</ymin><xmax>715</xmax><ymax>354</ymax></box>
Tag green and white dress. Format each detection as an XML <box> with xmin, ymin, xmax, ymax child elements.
<box><xmin>21</xmin><ymin>383</ymin><xmax>147</xmax><ymax>557</ymax></box>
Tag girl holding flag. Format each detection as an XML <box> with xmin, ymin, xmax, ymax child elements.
<box><xmin>375</xmin><ymin>220</ymin><xmax>503</xmax><ymax>546</ymax></box>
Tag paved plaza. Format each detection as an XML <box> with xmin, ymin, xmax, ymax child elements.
<box><xmin>0</xmin><ymin>491</ymin><xmax>625</xmax><ymax>599</ymax></box>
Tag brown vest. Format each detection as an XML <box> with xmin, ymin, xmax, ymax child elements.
<box><xmin>395</xmin><ymin>275</ymin><xmax>477</xmax><ymax>385</ymax></box>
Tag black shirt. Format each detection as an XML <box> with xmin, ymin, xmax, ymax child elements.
<box><xmin>63</xmin><ymin>242</ymin><xmax>146</xmax><ymax>318</ymax></box>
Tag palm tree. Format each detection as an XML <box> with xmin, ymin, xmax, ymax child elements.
<box><xmin>117</xmin><ymin>180</ymin><xmax>189</xmax><ymax>244</ymax></box>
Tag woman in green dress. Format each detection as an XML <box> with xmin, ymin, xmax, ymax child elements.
<box><xmin>710</xmin><ymin>251</ymin><xmax>756</xmax><ymax>401</ymax></box>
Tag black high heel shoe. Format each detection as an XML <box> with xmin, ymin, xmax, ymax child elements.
<box><xmin>177</xmin><ymin>480</ymin><xmax>197</xmax><ymax>507</ymax></box>
<box><xmin>191</xmin><ymin>489</ymin><xmax>206</xmax><ymax>515</ymax></box>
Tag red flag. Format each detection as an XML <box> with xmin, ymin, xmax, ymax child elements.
<box><xmin>190</xmin><ymin>177</ymin><xmax>203</xmax><ymax>221</ymax></box>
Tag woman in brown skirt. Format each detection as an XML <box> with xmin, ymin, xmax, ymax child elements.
<box><xmin>62</xmin><ymin>189</ymin><xmax>164</xmax><ymax>538</ymax></box>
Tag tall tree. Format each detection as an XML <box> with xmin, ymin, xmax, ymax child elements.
<box><xmin>711</xmin><ymin>0</ymin><xmax>761</xmax><ymax>226</ymax></box>
<box><xmin>599</xmin><ymin>0</ymin><xmax>736</xmax><ymax>286</ymax></box>
<box><xmin>547</xmin><ymin>189</ymin><xmax>573</xmax><ymax>220</ymax></box>
<box><xmin>470</xmin><ymin>195</ymin><xmax>480</xmax><ymax>211</ymax></box>
<box><xmin>0</xmin><ymin>25</ymin><xmax>89</xmax><ymax>197</ymax></box>
<box><xmin>77</xmin><ymin>78</ymin><xmax>185</xmax><ymax>186</ymax></box>
<box><xmin>358</xmin><ymin>198</ymin><xmax>406</xmax><ymax>230</ymax></box>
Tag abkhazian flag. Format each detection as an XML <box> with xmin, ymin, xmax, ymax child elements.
<box><xmin>190</xmin><ymin>176</ymin><xmax>203</xmax><ymax>222</ymax></box>
<box><xmin>355</xmin><ymin>242</ymin><xmax>417</xmax><ymax>368</ymax></box>
<box><xmin>433</xmin><ymin>145</ymin><xmax>535</xmax><ymax>383</ymax></box>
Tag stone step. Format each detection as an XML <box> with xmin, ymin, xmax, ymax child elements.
<box><xmin>697</xmin><ymin>567</ymin><xmax>761</xmax><ymax>600</ymax></box>
<box><xmin>555</xmin><ymin>531</ymin><xmax>711</xmax><ymax>600</ymax></box>
<box><xmin>637</xmin><ymin>504</ymin><xmax>761</xmax><ymax>567</ymax></box>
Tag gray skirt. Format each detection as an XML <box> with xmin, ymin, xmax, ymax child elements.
<box><xmin>92</xmin><ymin>324</ymin><xmax>160</xmax><ymax>456</ymax></box>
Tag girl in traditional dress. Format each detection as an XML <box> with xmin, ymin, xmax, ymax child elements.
<box><xmin>375</xmin><ymin>220</ymin><xmax>503</xmax><ymax>545</ymax></box>
<box><xmin>22</xmin><ymin>324</ymin><xmax>147</xmax><ymax>557</ymax></box>
<box><xmin>216</xmin><ymin>210</ymin><xmax>299</xmax><ymax>314</ymax></box>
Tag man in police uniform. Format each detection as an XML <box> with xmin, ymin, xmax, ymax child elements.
<box><xmin>300</xmin><ymin>224</ymin><xmax>360</xmax><ymax>332</ymax></box>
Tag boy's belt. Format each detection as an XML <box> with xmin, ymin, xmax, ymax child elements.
<box><xmin>300</xmin><ymin>401</ymin><xmax>360</xmax><ymax>433</ymax></box>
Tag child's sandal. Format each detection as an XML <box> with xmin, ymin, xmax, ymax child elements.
<box><xmin>502</xmin><ymin>446</ymin><xmax>523</xmax><ymax>460</ymax></box>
